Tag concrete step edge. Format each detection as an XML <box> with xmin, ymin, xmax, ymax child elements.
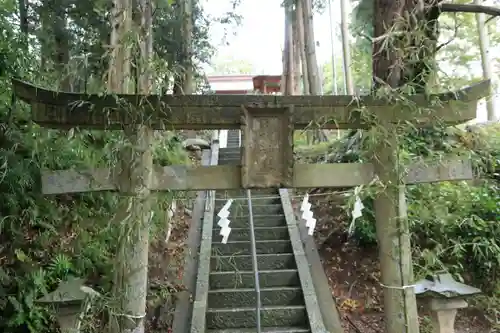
<box><xmin>213</xmin><ymin>226</ymin><xmax>288</xmax><ymax>231</ymax></box>
<box><xmin>211</xmin><ymin>240</ymin><xmax>291</xmax><ymax>244</ymax></box>
<box><xmin>208</xmin><ymin>286</ymin><xmax>302</xmax><ymax>293</ymax></box>
<box><xmin>207</xmin><ymin>305</ymin><xmax>306</xmax><ymax>313</ymax></box>
<box><xmin>207</xmin><ymin>327</ymin><xmax>310</xmax><ymax>333</ymax></box>
<box><xmin>210</xmin><ymin>269</ymin><xmax>299</xmax><ymax>276</ymax></box>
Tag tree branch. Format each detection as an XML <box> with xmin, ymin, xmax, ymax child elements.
<box><xmin>440</xmin><ymin>3</ymin><xmax>500</xmax><ymax>18</ymax></box>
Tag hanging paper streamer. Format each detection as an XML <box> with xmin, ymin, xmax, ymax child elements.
<box><xmin>348</xmin><ymin>186</ymin><xmax>364</xmax><ymax>236</ymax></box>
<box><xmin>300</xmin><ymin>194</ymin><xmax>316</xmax><ymax>236</ymax></box>
<box><xmin>217</xmin><ymin>199</ymin><xmax>233</xmax><ymax>244</ymax></box>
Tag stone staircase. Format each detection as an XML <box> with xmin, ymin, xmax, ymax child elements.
<box><xmin>204</xmin><ymin>130</ymin><xmax>311</xmax><ymax>332</ymax></box>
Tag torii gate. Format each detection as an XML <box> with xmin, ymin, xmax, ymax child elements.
<box><xmin>11</xmin><ymin>77</ymin><xmax>489</xmax><ymax>332</ymax></box>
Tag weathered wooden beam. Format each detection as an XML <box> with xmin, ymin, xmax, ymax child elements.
<box><xmin>41</xmin><ymin>158</ymin><xmax>473</xmax><ymax>194</ymax></box>
<box><xmin>13</xmin><ymin>79</ymin><xmax>489</xmax><ymax>130</ymax></box>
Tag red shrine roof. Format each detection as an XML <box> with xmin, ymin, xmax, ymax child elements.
<box><xmin>207</xmin><ymin>74</ymin><xmax>282</xmax><ymax>94</ymax></box>
<box><xmin>253</xmin><ymin>75</ymin><xmax>282</xmax><ymax>93</ymax></box>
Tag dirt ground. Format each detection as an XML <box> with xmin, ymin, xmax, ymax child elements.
<box><xmin>308</xmin><ymin>193</ymin><xmax>493</xmax><ymax>333</ymax></box>
<box><xmin>145</xmin><ymin>152</ymin><xmax>201</xmax><ymax>333</ymax></box>
<box><xmin>146</xmin><ymin>203</ymin><xmax>192</xmax><ymax>333</ymax></box>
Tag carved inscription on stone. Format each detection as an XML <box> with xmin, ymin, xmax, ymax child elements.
<box><xmin>241</xmin><ymin>107</ymin><xmax>293</xmax><ymax>188</ymax></box>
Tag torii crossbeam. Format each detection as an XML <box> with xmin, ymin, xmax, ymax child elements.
<box><xmin>12</xmin><ymin>78</ymin><xmax>489</xmax><ymax>195</ymax></box>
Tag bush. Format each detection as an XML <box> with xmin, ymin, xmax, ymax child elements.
<box><xmin>349</xmin><ymin>123</ymin><xmax>499</xmax><ymax>292</ymax></box>
<box><xmin>0</xmin><ymin>54</ymin><xmax>188</xmax><ymax>333</ymax></box>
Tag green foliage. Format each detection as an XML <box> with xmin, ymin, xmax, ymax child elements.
<box><xmin>0</xmin><ymin>92</ymin><xmax>184</xmax><ymax>332</ymax></box>
<box><xmin>31</xmin><ymin>0</ymin><xmax>242</xmax><ymax>91</ymax></box>
<box><xmin>349</xmin><ymin>0</ymin><xmax>500</xmax><ymax>92</ymax></box>
<box><xmin>321</xmin><ymin>50</ymin><xmax>371</xmax><ymax>94</ymax></box>
<box><xmin>350</xmin><ymin>0</ymin><xmax>372</xmax><ymax>54</ymax></box>
<box><xmin>0</xmin><ymin>0</ymin><xmax>230</xmax><ymax>330</ymax></box>
<box><xmin>346</xmin><ymin>125</ymin><xmax>500</xmax><ymax>292</ymax></box>
<box><xmin>334</xmin><ymin>5</ymin><xmax>499</xmax><ymax>294</ymax></box>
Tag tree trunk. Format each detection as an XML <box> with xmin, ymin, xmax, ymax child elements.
<box><xmin>175</xmin><ymin>0</ymin><xmax>196</xmax><ymax>138</ymax></box>
<box><xmin>299</xmin><ymin>0</ymin><xmax>328</xmax><ymax>143</ymax></box>
<box><xmin>373</xmin><ymin>1</ymin><xmax>440</xmax><ymax>91</ymax></box>
<box><xmin>295</xmin><ymin>0</ymin><xmax>312</xmax><ymax>144</ymax></box>
<box><xmin>327</xmin><ymin>0</ymin><xmax>338</xmax><ymax>95</ymax></box>
<box><xmin>372</xmin><ymin>1</ymin><xmax>406</xmax><ymax>88</ymax></box>
<box><xmin>340</xmin><ymin>0</ymin><xmax>353</xmax><ymax>94</ymax></box>
<box><xmin>291</xmin><ymin>8</ymin><xmax>301</xmax><ymax>95</ymax></box>
<box><xmin>300</xmin><ymin>0</ymin><xmax>321</xmax><ymax>94</ymax></box>
<box><xmin>178</xmin><ymin>0</ymin><xmax>194</xmax><ymax>94</ymax></box>
<box><xmin>18</xmin><ymin>0</ymin><xmax>28</xmax><ymax>35</ymax></box>
<box><xmin>38</xmin><ymin>0</ymin><xmax>48</xmax><ymax>68</ymax></box>
<box><xmin>107</xmin><ymin>0</ymin><xmax>132</xmax><ymax>93</ymax></box>
<box><xmin>282</xmin><ymin>3</ymin><xmax>294</xmax><ymax>95</ymax></box>
<box><xmin>108</xmin><ymin>0</ymin><xmax>154</xmax><ymax>332</ymax></box>
<box><xmin>296</xmin><ymin>0</ymin><xmax>309</xmax><ymax>95</ymax></box>
<box><xmin>475</xmin><ymin>0</ymin><xmax>497</xmax><ymax>121</ymax></box>
<box><xmin>37</xmin><ymin>0</ymin><xmax>70</xmax><ymax>89</ymax></box>
<box><xmin>173</xmin><ymin>0</ymin><xmax>193</xmax><ymax>94</ymax></box>
<box><xmin>52</xmin><ymin>0</ymin><xmax>70</xmax><ymax>90</ymax></box>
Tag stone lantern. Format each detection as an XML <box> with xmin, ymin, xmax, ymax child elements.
<box><xmin>414</xmin><ymin>273</ymin><xmax>481</xmax><ymax>333</ymax></box>
<box><xmin>182</xmin><ymin>138</ymin><xmax>210</xmax><ymax>160</ymax></box>
<box><xmin>36</xmin><ymin>277</ymin><xmax>100</xmax><ymax>333</ymax></box>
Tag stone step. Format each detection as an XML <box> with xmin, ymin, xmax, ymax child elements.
<box><xmin>207</xmin><ymin>286</ymin><xmax>303</xmax><ymax>308</ymax></box>
<box><xmin>209</xmin><ymin>269</ymin><xmax>300</xmax><ymax>290</ymax></box>
<box><xmin>207</xmin><ymin>327</ymin><xmax>310</xmax><ymax>333</ymax></box>
<box><xmin>206</xmin><ymin>305</ymin><xmax>308</xmax><ymax>329</ymax></box>
<box><xmin>212</xmin><ymin>226</ymin><xmax>289</xmax><ymax>241</ymax></box>
<box><xmin>215</xmin><ymin>198</ymin><xmax>280</xmax><ymax>206</ymax></box>
<box><xmin>210</xmin><ymin>253</ymin><xmax>296</xmax><ymax>272</ymax></box>
<box><xmin>218</xmin><ymin>151</ymin><xmax>240</xmax><ymax>156</ymax></box>
<box><xmin>215</xmin><ymin>189</ymin><xmax>278</xmax><ymax>198</ymax></box>
<box><xmin>211</xmin><ymin>240</ymin><xmax>292</xmax><ymax>256</ymax></box>
<box><xmin>217</xmin><ymin>159</ymin><xmax>239</xmax><ymax>165</ymax></box>
<box><xmin>215</xmin><ymin>200</ymin><xmax>280</xmax><ymax>206</ymax></box>
<box><xmin>218</xmin><ymin>155</ymin><xmax>240</xmax><ymax>162</ymax></box>
<box><xmin>219</xmin><ymin>147</ymin><xmax>241</xmax><ymax>155</ymax></box>
<box><xmin>218</xmin><ymin>150</ymin><xmax>240</xmax><ymax>155</ymax></box>
<box><xmin>224</xmin><ymin>216</ymin><xmax>287</xmax><ymax>228</ymax></box>
<box><xmin>214</xmin><ymin>203</ymin><xmax>283</xmax><ymax>215</ymax></box>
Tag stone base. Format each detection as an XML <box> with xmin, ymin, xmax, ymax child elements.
<box><xmin>425</xmin><ymin>298</ymin><xmax>468</xmax><ymax>333</ymax></box>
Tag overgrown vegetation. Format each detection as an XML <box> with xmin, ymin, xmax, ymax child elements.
<box><xmin>0</xmin><ymin>0</ymin><xmax>241</xmax><ymax>331</ymax></box>
<box><xmin>347</xmin><ymin>1</ymin><xmax>499</xmax><ymax>300</ymax></box>
<box><xmin>297</xmin><ymin>0</ymin><xmax>500</xmax><ymax>327</ymax></box>
<box><xmin>296</xmin><ymin>88</ymin><xmax>499</xmax><ymax>326</ymax></box>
